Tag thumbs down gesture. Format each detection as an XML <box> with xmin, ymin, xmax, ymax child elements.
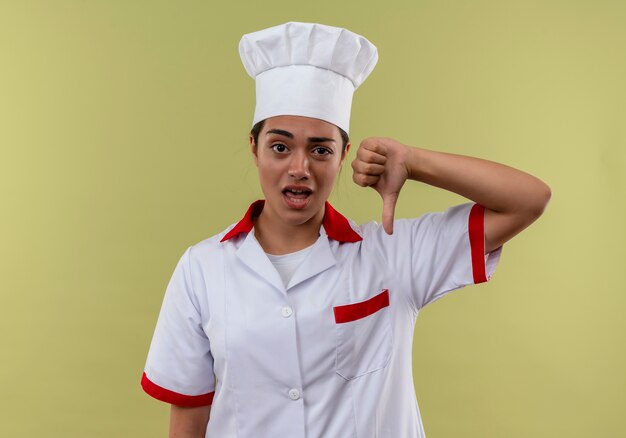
<box><xmin>351</xmin><ymin>137</ymin><xmax>412</xmax><ymax>235</ymax></box>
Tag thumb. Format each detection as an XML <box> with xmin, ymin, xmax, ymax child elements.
<box><xmin>381</xmin><ymin>191</ymin><xmax>399</xmax><ymax>235</ymax></box>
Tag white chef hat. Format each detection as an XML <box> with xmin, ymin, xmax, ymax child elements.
<box><xmin>239</xmin><ymin>21</ymin><xmax>378</xmax><ymax>134</ymax></box>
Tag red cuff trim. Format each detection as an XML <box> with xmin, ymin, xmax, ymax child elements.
<box><xmin>469</xmin><ymin>204</ymin><xmax>488</xmax><ymax>284</ymax></box>
<box><xmin>141</xmin><ymin>372</ymin><xmax>214</xmax><ymax>407</ymax></box>
<box><xmin>333</xmin><ymin>289</ymin><xmax>389</xmax><ymax>323</ymax></box>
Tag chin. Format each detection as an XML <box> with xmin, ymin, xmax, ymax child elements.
<box><xmin>280</xmin><ymin>207</ymin><xmax>317</xmax><ymax>225</ymax></box>
<box><xmin>277</xmin><ymin>196</ymin><xmax>324</xmax><ymax>225</ymax></box>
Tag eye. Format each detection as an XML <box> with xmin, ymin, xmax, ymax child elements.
<box><xmin>271</xmin><ymin>143</ymin><xmax>288</xmax><ymax>153</ymax></box>
<box><xmin>312</xmin><ymin>146</ymin><xmax>332</xmax><ymax>156</ymax></box>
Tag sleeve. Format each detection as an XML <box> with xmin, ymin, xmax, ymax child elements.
<box><xmin>141</xmin><ymin>246</ymin><xmax>215</xmax><ymax>406</ymax></box>
<box><xmin>392</xmin><ymin>202</ymin><xmax>502</xmax><ymax>311</ymax></box>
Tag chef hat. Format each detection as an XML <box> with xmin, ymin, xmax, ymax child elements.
<box><xmin>239</xmin><ymin>21</ymin><xmax>378</xmax><ymax>134</ymax></box>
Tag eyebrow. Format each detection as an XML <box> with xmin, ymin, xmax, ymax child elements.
<box><xmin>266</xmin><ymin>128</ymin><xmax>336</xmax><ymax>143</ymax></box>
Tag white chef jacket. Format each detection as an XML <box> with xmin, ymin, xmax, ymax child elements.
<box><xmin>141</xmin><ymin>200</ymin><xmax>502</xmax><ymax>437</ymax></box>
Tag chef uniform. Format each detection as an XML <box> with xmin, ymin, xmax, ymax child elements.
<box><xmin>141</xmin><ymin>21</ymin><xmax>503</xmax><ymax>438</ymax></box>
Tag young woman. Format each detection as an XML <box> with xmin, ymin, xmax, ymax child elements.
<box><xmin>142</xmin><ymin>22</ymin><xmax>551</xmax><ymax>438</ymax></box>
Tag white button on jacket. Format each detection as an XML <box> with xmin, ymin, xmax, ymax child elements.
<box><xmin>142</xmin><ymin>200</ymin><xmax>502</xmax><ymax>437</ymax></box>
<box><xmin>281</xmin><ymin>306</ymin><xmax>293</xmax><ymax>318</ymax></box>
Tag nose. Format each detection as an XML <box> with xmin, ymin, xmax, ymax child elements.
<box><xmin>288</xmin><ymin>149</ymin><xmax>310</xmax><ymax>180</ymax></box>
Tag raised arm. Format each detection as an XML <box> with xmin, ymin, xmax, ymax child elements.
<box><xmin>351</xmin><ymin>137</ymin><xmax>552</xmax><ymax>253</ymax></box>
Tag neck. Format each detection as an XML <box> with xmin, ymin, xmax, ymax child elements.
<box><xmin>254</xmin><ymin>203</ymin><xmax>324</xmax><ymax>255</ymax></box>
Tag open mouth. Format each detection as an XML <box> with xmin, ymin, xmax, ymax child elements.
<box><xmin>282</xmin><ymin>187</ymin><xmax>313</xmax><ymax>209</ymax></box>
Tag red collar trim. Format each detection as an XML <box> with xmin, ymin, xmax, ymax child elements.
<box><xmin>220</xmin><ymin>200</ymin><xmax>362</xmax><ymax>243</ymax></box>
<box><xmin>322</xmin><ymin>202</ymin><xmax>363</xmax><ymax>242</ymax></box>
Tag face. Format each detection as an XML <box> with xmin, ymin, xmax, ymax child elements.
<box><xmin>250</xmin><ymin>115</ymin><xmax>350</xmax><ymax>227</ymax></box>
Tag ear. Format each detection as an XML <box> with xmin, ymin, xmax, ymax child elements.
<box><xmin>249</xmin><ymin>134</ymin><xmax>259</xmax><ymax>166</ymax></box>
<box><xmin>340</xmin><ymin>142</ymin><xmax>351</xmax><ymax>166</ymax></box>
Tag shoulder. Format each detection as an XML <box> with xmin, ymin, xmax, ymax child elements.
<box><xmin>351</xmin><ymin>202</ymin><xmax>475</xmax><ymax>245</ymax></box>
<box><xmin>184</xmin><ymin>221</ymin><xmax>241</xmax><ymax>264</ymax></box>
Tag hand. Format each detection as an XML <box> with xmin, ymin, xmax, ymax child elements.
<box><xmin>351</xmin><ymin>137</ymin><xmax>411</xmax><ymax>235</ymax></box>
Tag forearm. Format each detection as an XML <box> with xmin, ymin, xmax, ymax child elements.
<box><xmin>169</xmin><ymin>404</ymin><xmax>211</xmax><ymax>438</ymax></box>
<box><xmin>406</xmin><ymin>146</ymin><xmax>551</xmax><ymax>216</ymax></box>
<box><xmin>351</xmin><ymin>136</ymin><xmax>551</xmax><ymax>244</ymax></box>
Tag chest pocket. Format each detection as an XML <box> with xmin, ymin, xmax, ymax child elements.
<box><xmin>333</xmin><ymin>289</ymin><xmax>392</xmax><ymax>380</ymax></box>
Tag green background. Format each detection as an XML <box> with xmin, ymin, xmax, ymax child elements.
<box><xmin>1</xmin><ymin>0</ymin><xmax>624</xmax><ymax>436</ymax></box>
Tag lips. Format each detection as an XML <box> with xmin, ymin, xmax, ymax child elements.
<box><xmin>282</xmin><ymin>185</ymin><xmax>313</xmax><ymax>209</ymax></box>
